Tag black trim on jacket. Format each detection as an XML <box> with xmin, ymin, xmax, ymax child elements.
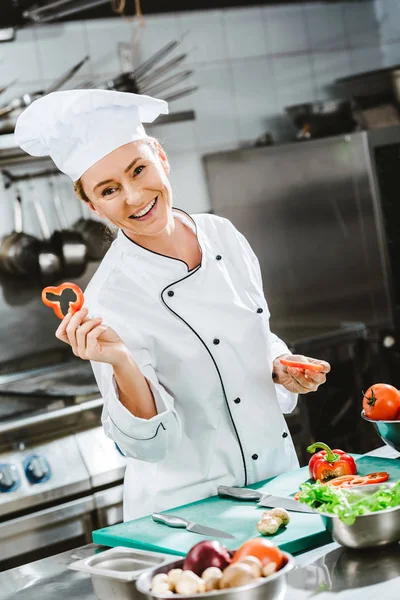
<box><xmin>160</xmin><ymin>268</ymin><xmax>248</xmax><ymax>487</ymax></box>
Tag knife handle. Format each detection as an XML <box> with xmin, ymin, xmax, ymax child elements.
<box><xmin>218</xmin><ymin>486</ymin><xmax>262</xmax><ymax>502</ymax></box>
<box><xmin>152</xmin><ymin>513</ymin><xmax>189</xmax><ymax>529</ymax></box>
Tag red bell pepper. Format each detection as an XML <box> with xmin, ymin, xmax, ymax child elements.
<box><xmin>280</xmin><ymin>358</ymin><xmax>324</xmax><ymax>372</ymax></box>
<box><xmin>42</xmin><ymin>282</ymin><xmax>84</xmax><ymax>320</ymax></box>
<box><xmin>307</xmin><ymin>442</ymin><xmax>357</xmax><ymax>482</ymax></box>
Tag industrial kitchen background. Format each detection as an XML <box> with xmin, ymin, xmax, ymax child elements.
<box><xmin>1</xmin><ymin>0</ymin><xmax>400</xmax><ymax>572</ymax></box>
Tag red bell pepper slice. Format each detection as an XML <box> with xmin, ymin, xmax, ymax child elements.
<box><xmin>42</xmin><ymin>282</ymin><xmax>84</xmax><ymax>320</ymax></box>
<box><xmin>325</xmin><ymin>472</ymin><xmax>389</xmax><ymax>487</ymax></box>
<box><xmin>307</xmin><ymin>442</ymin><xmax>357</xmax><ymax>482</ymax></box>
<box><xmin>280</xmin><ymin>358</ymin><xmax>324</xmax><ymax>372</ymax></box>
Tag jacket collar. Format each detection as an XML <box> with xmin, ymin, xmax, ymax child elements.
<box><xmin>115</xmin><ymin>208</ymin><xmax>205</xmax><ymax>273</ymax></box>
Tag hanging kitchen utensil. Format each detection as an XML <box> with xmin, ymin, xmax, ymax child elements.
<box><xmin>0</xmin><ymin>79</ymin><xmax>18</xmax><ymax>97</ymax></box>
<box><xmin>30</xmin><ymin>185</ymin><xmax>63</xmax><ymax>284</ymax></box>
<box><xmin>132</xmin><ymin>40</ymin><xmax>181</xmax><ymax>81</ymax></box>
<box><xmin>0</xmin><ymin>57</ymin><xmax>89</xmax><ymax>127</ymax></box>
<box><xmin>162</xmin><ymin>86</ymin><xmax>198</xmax><ymax>104</ymax></box>
<box><xmin>136</xmin><ymin>53</ymin><xmax>187</xmax><ymax>89</ymax></box>
<box><xmin>0</xmin><ymin>184</ymin><xmax>40</xmax><ymax>278</ymax></box>
<box><xmin>43</xmin><ymin>56</ymin><xmax>90</xmax><ymax>95</ymax></box>
<box><xmin>49</xmin><ymin>177</ymin><xmax>88</xmax><ymax>278</ymax></box>
<box><xmin>141</xmin><ymin>70</ymin><xmax>193</xmax><ymax>98</ymax></box>
<box><xmin>73</xmin><ymin>199</ymin><xmax>115</xmax><ymax>261</ymax></box>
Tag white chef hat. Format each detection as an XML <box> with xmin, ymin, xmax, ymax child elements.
<box><xmin>14</xmin><ymin>89</ymin><xmax>169</xmax><ymax>181</ymax></box>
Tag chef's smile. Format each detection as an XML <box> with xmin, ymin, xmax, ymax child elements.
<box><xmin>129</xmin><ymin>196</ymin><xmax>158</xmax><ymax>221</ymax></box>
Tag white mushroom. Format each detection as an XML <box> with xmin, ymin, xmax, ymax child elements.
<box><xmin>269</xmin><ymin>508</ymin><xmax>290</xmax><ymax>527</ymax></box>
<box><xmin>151</xmin><ymin>573</ymin><xmax>171</xmax><ymax>590</ymax></box>
<box><xmin>167</xmin><ymin>568</ymin><xmax>183</xmax><ymax>590</ymax></box>
<box><xmin>262</xmin><ymin>562</ymin><xmax>279</xmax><ymax>577</ymax></box>
<box><xmin>236</xmin><ymin>555</ymin><xmax>262</xmax><ymax>578</ymax></box>
<box><xmin>175</xmin><ymin>571</ymin><xmax>205</xmax><ymax>595</ymax></box>
<box><xmin>219</xmin><ymin>563</ymin><xmax>258</xmax><ymax>589</ymax></box>
<box><xmin>151</xmin><ymin>582</ymin><xmax>173</xmax><ymax>596</ymax></box>
<box><xmin>256</xmin><ymin>515</ymin><xmax>280</xmax><ymax>536</ymax></box>
<box><xmin>201</xmin><ymin>566</ymin><xmax>223</xmax><ymax>590</ymax></box>
<box><xmin>262</xmin><ymin>510</ymin><xmax>283</xmax><ymax>527</ymax></box>
<box><xmin>201</xmin><ymin>566</ymin><xmax>223</xmax><ymax>581</ymax></box>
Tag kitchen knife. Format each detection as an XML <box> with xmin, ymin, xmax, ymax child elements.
<box><xmin>152</xmin><ymin>513</ymin><xmax>236</xmax><ymax>539</ymax></box>
<box><xmin>217</xmin><ymin>486</ymin><xmax>316</xmax><ymax>514</ymax></box>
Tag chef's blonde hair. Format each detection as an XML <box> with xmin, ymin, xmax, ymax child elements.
<box><xmin>74</xmin><ymin>136</ymin><xmax>161</xmax><ymax>203</ymax></box>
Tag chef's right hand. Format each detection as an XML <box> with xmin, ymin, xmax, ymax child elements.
<box><xmin>55</xmin><ymin>307</ymin><xmax>127</xmax><ymax>366</ymax></box>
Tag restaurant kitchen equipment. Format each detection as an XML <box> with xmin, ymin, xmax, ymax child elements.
<box><xmin>0</xmin><ymin>356</ymin><xmax>127</xmax><ymax>573</ymax></box>
<box><xmin>203</xmin><ymin>125</ymin><xmax>400</xmax><ymax>452</ymax></box>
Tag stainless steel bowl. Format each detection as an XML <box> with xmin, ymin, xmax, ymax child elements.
<box><xmin>136</xmin><ymin>552</ymin><xmax>295</xmax><ymax>600</ymax></box>
<box><xmin>69</xmin><ymin>546</ymin><xmax>175</xmax><ymax>600</ymax></box>
<box><xmin>319</xmin><ymin>484</ymin><xmax>400</xmax><ymax>549</ymax></box>
<box><xmin>361</xmin><ymin>410</ymin><xmax>400</xmax><ymax>452</ymax></box>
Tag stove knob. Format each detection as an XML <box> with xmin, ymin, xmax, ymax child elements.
<box><xmin>24</xmin><ymin>455</ymin><xmax>51</xmax><ymax>484</ymax></box>
<box><xmin>0</xmin><ymin>463</ymin><xmax>20</xmax><ymax>492</ymax></box>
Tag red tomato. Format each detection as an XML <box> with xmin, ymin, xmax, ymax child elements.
<box><xmin>362</xmin><ymin>384</ymin><xmax>400</xmax><ymax>421</ymax></box>
<box><xmin>232</xmin><ymin>538</ymin><xmax>283</xmax><ymax>569</ymax></box>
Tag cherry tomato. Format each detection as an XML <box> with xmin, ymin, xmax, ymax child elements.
<box><xmin>232</xmin><ymin>538</ymin><xmax>283</xmax><ymax>569</ymax></box>
<box><xmin>280</xmin><ymin>358</ymin><xmax>324</xmax><ymax>372</ymax></box>
<box><xmin>362</xmin><ymin>384</ymin><xmax>400</xmax><ymax>421</ymax></box>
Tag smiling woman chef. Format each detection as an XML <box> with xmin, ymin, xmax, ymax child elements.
<box><xmin>15</xmin><ymin>90</ymin><xmax>330</xmax><ymax>521</ymax></box>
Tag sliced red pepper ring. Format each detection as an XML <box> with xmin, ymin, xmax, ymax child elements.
<box><xmin>42</xmin><ymin>282</ymin><xmax>84</xmax><ymax>320</ymax></box>
<box><xmin>325</xmin><ymin>472</ymin><xmax>389</xmax><ymax>488</ymax></box>
<box><xmin>280</xmin><ymin>358</ymin><xmax>324</xmax><ymax>372</ymax></box>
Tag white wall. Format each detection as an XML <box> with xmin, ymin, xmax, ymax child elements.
<box><xmin>375</xmin><ymin>0</ymin><xmax>400</xmax><ymax>65</ymax></box>
<box><xmin>0</xmin><ymin>0</ymin><xmax>391</xmax><ymax>225</ymax></box>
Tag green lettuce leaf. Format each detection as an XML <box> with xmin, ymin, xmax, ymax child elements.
<box><xmin>297</xmin><ymin>479</ymin><xmax>400</xmax><ymax>525</ymax></box>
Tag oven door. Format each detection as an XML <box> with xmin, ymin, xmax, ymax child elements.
<box><xmin>0</xmin><ymin>495</ymin><xmax>95</xmax><ymax>571</ymax></box>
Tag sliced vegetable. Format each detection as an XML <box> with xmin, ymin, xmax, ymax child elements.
<box><xmin>325</xmin><ymin>472</ymin><xmax>389</xmax><ymax>488</ymax></box>
<box><xmin>280</xmin><ymin>358</ymin><xmax>324</xmax><ymax>372</ymax></box>
<box><xmin>232</xmin><ymin>538</ymin><xmax>283</xmax><ymax>569</ymax></box>
<box><xmin>297</xmin><ymin>479</ymin><xmax>400</xmax><ymax>525</ymax></box>
<box><xmin>42</xmin><ymin>282</ymin><xmax>84</xmax><ymax>320</ymax></box>
<box><xmin>362</xmin><ymin>384</ymin><xmax>400</xmax><ymax>421</ymax></box>
<box><xmin>307</xmin><ymin>442</ymin><xmax>357</xmax><ymax>482</ymax></box>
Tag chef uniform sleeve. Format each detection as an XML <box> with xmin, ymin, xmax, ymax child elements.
<box><xmin>232</xmin><ymin>224</ymin><xmax>298</xmax><ymax>414</ymax></box>
<box><xmin>90</xmin><ymin>351</ymin><xmax>182</xmax><ymax>463</ymax></box>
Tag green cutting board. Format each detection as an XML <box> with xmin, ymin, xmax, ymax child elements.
<box><xmin>92</xmin><ymin>455</ymin><xmax>400</xmax><ymax>556</ymax></box>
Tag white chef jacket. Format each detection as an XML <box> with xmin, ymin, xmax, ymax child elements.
<box><xmin>84</xmin><ymin>210</ymin><xmax>299</xmax><ymax>521</ymax></box>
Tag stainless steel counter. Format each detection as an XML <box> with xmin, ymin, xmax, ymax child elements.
<box><xmin>1</xmin><ymin>446</ymin><xmax>399</xmax><ymax>600</ymax></box>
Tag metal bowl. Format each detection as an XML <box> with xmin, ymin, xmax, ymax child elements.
<box><xmin>319</xmin><ymin>484</ymin><xmax>400</xmax><ymax>549</ymax></box>
<box><xmin>69</xmin><ymin>546</ymin><xmax>174</xmax><ymax>600</ymax></box>
<box><xmin>136</xmin><ymin>552</ymin><xmax>295</xmax><ymax>600</ymax></box>
<box><xmin>361</xmin><ymin>410</ymin><xmax>400</xmax><ymax>452</ymax></box>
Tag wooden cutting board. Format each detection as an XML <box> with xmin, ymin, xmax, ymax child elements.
<box><xmin>92</xmin><ymin>455</ymin><xmax>400</xmax><ymax>556</ymax></box>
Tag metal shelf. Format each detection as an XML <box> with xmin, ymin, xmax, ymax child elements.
<box><xmin>0</xmin><ymin>110</ymin><xmax>195</xmax><ymax>164</ymax></box>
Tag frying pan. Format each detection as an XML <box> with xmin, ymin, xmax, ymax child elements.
<box><xmin>31</xmin><ymin>187</ymin><xmax>62</xmax><ymax>283</ymax></box>
<box><xmin>73</xmin><ymin>199</ymin><xmax>114</xmax><ymax>261</ymax></box>
<box><xmin>0</xmin><ymin>186</ymin><xmax>40</xmax><ymax>278</ymax></box>
<box><xmin>49</xmin><ymin>177</ymin><xmax>88</xmax><ymax>278</ymax></box>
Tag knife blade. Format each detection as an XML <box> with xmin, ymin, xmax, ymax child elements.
<box><xmin>217</xmin><ymin>486</ymin><xmax>316</xmax><ymax>514</ymax></box>
<box><xmin>152</xmin><ymin>513</ymin><xmax>236</xmax><ymax>539</ymax></box>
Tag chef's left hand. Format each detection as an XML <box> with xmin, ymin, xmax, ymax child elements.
<box><xmin>272</xmin><ymin>354</ymin><xmax>330</xmax><ymax>394</ymax></box>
